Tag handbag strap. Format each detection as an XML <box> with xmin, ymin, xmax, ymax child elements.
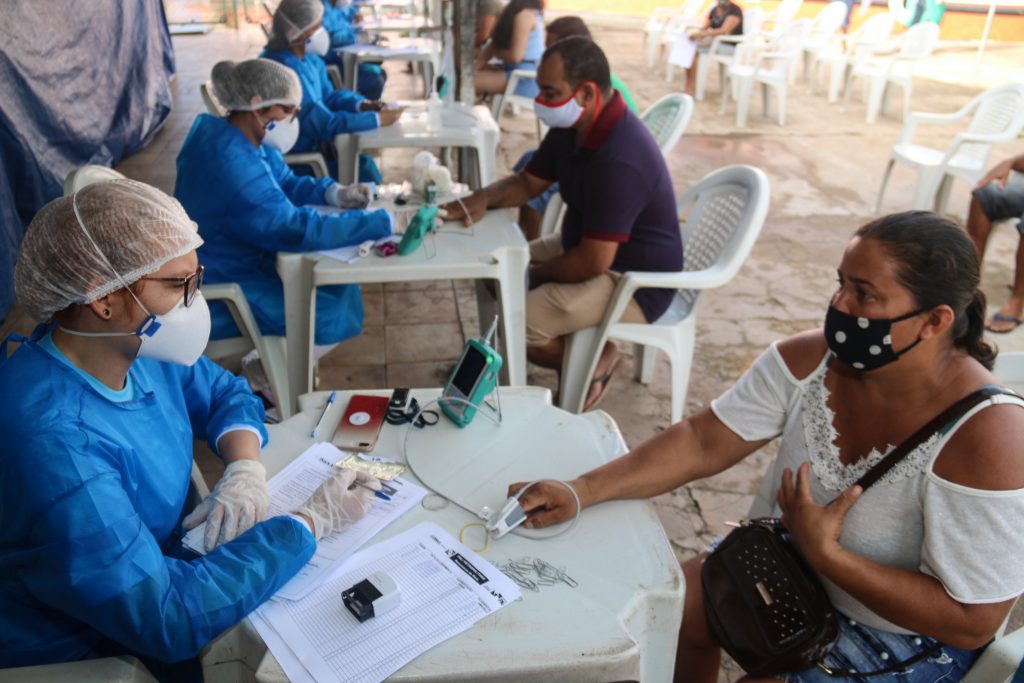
<box><xmin>847</xmin><ymin>385</ymin><xmax>1011</xmax><ymax>494</ymax></box>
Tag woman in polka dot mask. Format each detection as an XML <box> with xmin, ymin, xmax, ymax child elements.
<box><xmin>509</xmin><ymin>210</ymin><xmax>1024</xmax><ymax>681</ymax></box>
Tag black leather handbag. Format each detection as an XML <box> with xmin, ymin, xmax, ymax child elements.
<box><xmin>701</xmin><ymin>386</ymin><xmax>1008</xmax><ymax>678</ymax></box>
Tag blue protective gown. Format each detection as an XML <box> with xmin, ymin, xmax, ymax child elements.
<box><xmin>0</xmin><ymin>327</ymin><xmax>317</xmax><ymax>667</ymax></box>
<box><xmin>260</xmin><ymin>48</ymin><xmax>379</xmax><ymax>158</ymax></box>
<box><xmin>175</xmin><ymin>114</ymin><xmax>392</xmax><ymax>345</ymax></box>
<box><xmin>321</xmin><ymin>0</ymin><xmax>387</xmax><ymax>99</ymax></box>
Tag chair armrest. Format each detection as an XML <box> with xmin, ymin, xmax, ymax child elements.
<box><xmin>505</xmin><ymin>69</ymin><xmax>537</xmax><ymax>97</ymax></box>
<box><xmin>283</xmin><ymin>153</ymin><xmax>329</xmax><ymax>178</ymax></box>
<box><xmin>962</xmin><ymin>626</ymin><xmax>1024</xmax><ymax>683</ymax></box>
<box><xmin>898</xmin><ymin>110</ymin><xmax>965</xmax><ymax>146</ymax></box>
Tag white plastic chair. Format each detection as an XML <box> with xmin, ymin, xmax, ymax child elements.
<box><xmin>199</xmin><ymin>82</ymin><xmax>329</xmax><ymax>178</ymax></box>
<box><xmin>0</xmin><ymin>655</ymin><xmax>158</xmax><ymax>682</ymax></box>
<box><xmin>842</xmin><ymin>21</ymin><xmax>940</xmax><ymax>123</ymax></box>
<box><xmin>816</xmin><ymin>12</ymin><xmax>895</xmax><ymax>103</ymax></box>
<box><xmin>490</xmin><ymin>69</ymin><xmax>546</xmax><ymax>142</ymax></box>
<box><xmin>557</xmin><ymin>165</ymin><xmax>770</xmax><ymax>423</ymax></box>
<box><xmin>694</xmin><ymin>7</ymin><xmax>766</xmax><ymax>102</ymax></box>
<box><xmin>63</xmin><ymin>165</ymin><xmax>126</xmax><ymax>195</ymax></box>
<box><xmin>760</xmin><ymin>0</ymin><xmax>804</xmax><ymax>36</ymax></box>
<box><xmin>646</xmin><ymin>0</ymin><xmax>709</xmax><ymax>68</ymax></box>
<box><xmin>662</xmin><ymin>0</ymin><xmax>718</xmax><ymax>80</ymax></box>
<box><xmin>875</xmin><ymin>82</ymin><xmax>1024</xmax><ymax>213</ymax></box>
<box><xmin>801</xmin><ymin>1</ymin><xmax>849</xmax><ymax>81</ymax></box>
<box><xmin>721</xmin><ymin>20</ymin><xmax>810</xmax><ymax>127</ymax></box>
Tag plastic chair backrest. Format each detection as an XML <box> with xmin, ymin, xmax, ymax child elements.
<box><xmin>63</xmin><ymin>166</ymin><xmax>127</xmax><ymax>196</ymax></box>
<box><xmin>743</xmin><ymin>7</ymin><xmax>766</xmax><ymax>35</ymax></box>
<box><xmin>899</xmin><ymin>21</ymin><xmax>940</xmax><ymax>58</ymax></box>
<box><xmin>200</xmin><ymin>82</ymin><xmax>227</xmax><ymax>117</ymax></box>
<box><xmin>640</xmin><ymin>93</ymin><xmax>694</xmax><ymax>155</ymax></box>
<box><xmin>775</xmin><ymin>18</ymin><xmax>811</xmax><ymax>55</ymax></box>
<box><xmin>675</xmin><ymin>165</ymin><xmax>771</xmax><ymax>310</ymax></box>
<box><xmin>774</xmin><ymin>0</ymin><xmax>804</xmax><ymax>23</ymax></box>
<box><xmin>961</xmin><ymin>83</ymin><xmax>1024</xmax><ymax>163</ymax></box>
<box><xmin>811</xmin><ymin>1</ymin><xmax>849</xmax><ymax>38</ymax></box>
<box><xmin>851</xmin><ymin>12</ymin><xmax>894</xmax><ymax>49</ymax></box>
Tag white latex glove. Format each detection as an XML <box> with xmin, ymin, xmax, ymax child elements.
<box><xmin>326</xmin><ymin>183</ymin><xmax>372</xmax><ymax>209</ymax></box>
<box><xmin>182</xmin><ymin>459</ymin><xmax>270</xmax><ymax>552</ymax></box>
<box><xmin>295</xmin><ymin>467</ymin><xmax>380</xmax><ymax>540</ymax></box>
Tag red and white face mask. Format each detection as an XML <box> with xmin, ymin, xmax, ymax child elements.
<box><xmin>534</xmin><ymin>83</ymin><xmax>589</xmax><ymax>129</ymax></box>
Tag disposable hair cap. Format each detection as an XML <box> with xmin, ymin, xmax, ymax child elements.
<box><xmin>210</xmin><ymin>58</ymin><xmax>302</xmax><ymax>111</ymax></box>
<box><xmin>15</xmin><ymin>179</ymin><xmax>203</xmax><ymax>321</ymax></box>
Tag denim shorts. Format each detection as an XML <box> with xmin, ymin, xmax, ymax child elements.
<box><xmin>779</xmin><ymin>615</ymin><xmax>985</xmax><ymax>683</ymax></box>
<box><xmin>973</xmin><ymin>178</ymin><xmax>1024</xmax><ymax>233</ymax></box>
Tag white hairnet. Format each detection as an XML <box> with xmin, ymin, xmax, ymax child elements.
<box><xmin>211</xmin><ymin>59</ymin><xmax>302</xmax><ymax>111</ymax></box>
<box><xmin>15</xmin><ymin>179</ymin><xmax>203</xmax><ymax>322</ymax></box>
<box><xmin>270</xmin><ymin>0</ymin><xmax>324</xmax><ymax>48</ymax></box>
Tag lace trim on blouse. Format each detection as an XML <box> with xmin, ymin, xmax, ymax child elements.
<box><xmin>802</xmin><ymin>357</ymin><xmax>940</xmax><ymax>492</ymax></box>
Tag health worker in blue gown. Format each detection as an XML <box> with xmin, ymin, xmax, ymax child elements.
<box><xmin>176</xmin><ymin>58</ymin><xmax>392</xmax><ymax>346</ymax></box>
<box><xmin>0</xmin><ymin>180</ymin><xmax>380</xmax><ymax>680</ymax></box>
<box><xmin>321</xmin><ymin>0</ymin><xmax>388</xmax><ymax>100</ymax></box>
<box><xmin>262</xmin><ymin>0</ymin><xmax>405</xmax><ymax>183</ymax></box>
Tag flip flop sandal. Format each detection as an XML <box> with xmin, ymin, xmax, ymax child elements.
<box><xmin>584</xmin><ymin>355</ymin><xmax>622</xmax><ymax>412</ymax></box>
<box><xmin>986</xmin><ymin>312</ymin><xmax>1024</xmax><ymax>334</ymax></box>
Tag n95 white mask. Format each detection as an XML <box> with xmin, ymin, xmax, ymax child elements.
<box><xmin>534</xmin><ymin>87</ymin><xmax>586</xmax><ymax>129</ymax></box>
<box><xmin>262</xmin><ymin>116</ymin><xmax>300</xmax><ymax>154</ymax></box>
<box><xmin>307</xmin><ymin>27</ymin><xmax>331</xmax><ymax>57</ymax></box>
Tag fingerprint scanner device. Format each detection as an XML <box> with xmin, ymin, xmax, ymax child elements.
<box><xmin>440</xmin><ymin>316</ymin><xmax>503</xmax><ymax>428</ymax></box>
<box><xmin>397</xmin><ymin>204</ymin><xmax>439</xmax><ymax>256</ymax></box>
<box><xmin>486</xmin><ymin>497</ymin><xmax>528</xmax><ymax>539</ymax></box>
<box><xmin>342</xmin><ymin>571</ymin><xmax>401</xmax><ymax>622</ymax></box>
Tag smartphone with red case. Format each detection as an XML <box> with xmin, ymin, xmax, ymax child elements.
<box><xmin>332</xmin><ymin>395</ymin><xmax>389</xmax><ymax>452</ymax></box>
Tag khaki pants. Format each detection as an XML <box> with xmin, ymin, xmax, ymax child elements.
<box><xmin>526</xmin><ymin>235</ymin><xmax>646</xmax><ymax>346</ymax></box>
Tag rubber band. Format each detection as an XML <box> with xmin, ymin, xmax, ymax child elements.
<box><xmin>459</xmin><ymin>521</ymin><xmax>490</xmax><ymax>552</ymax></box>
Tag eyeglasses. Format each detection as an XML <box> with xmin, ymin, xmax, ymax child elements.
<box><xmin>142</xmin><ymin>265</ymin><xmax>204</xmax><ymax>307</ymax></box>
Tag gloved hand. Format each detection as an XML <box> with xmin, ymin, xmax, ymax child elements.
<box><xmin>326</xmin><ymin>183</ymin><xmax>372</xmax><ymax>209</ymax></box>
<box><xmin>294</xmin><ymin>467</ymin><xmax>379</xmax><ymax>540</ymax></box>
<box><xmin>183</xmin><ymin>459</ymin><xmax>270</xmax><ymax>552</ymax></box>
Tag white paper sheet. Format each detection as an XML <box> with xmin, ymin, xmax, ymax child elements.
<box><xmin>184</xmin><ymin>443</ymin><xmax>426</xmax><ymax>601</ymax></box>
<box><xmin>669</xmin><ymin>32</ymin><xmax>698</xmax><ymax>69</ymax></box>
<box><xmin>252</xmin><ymin>522</ymin><xmax>521</xmax><ymax>683</ymax></box>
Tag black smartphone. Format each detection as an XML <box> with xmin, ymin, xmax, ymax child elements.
<box><xmin>389</xmin><ymin>387</ymin><xmax>411</xmax><ymax>412</ymax></box>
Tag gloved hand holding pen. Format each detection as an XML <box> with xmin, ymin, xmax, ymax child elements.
<box><xmin>183</xmin><ymin>459</ymin><xmax>271</xmax><ymax>552</ymax></box>
<box><xmin>294</xmin><ymin>467</ymin><xmax>380</xmax><ymax>540</ymax></box>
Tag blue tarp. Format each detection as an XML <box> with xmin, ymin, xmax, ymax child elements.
<box><xmin>0</xmin><ymin>1</ymin><xmax>175</xmax><ymax>320</ymax></box>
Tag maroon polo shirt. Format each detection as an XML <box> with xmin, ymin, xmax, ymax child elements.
<box><xmin>525</xmin><ymin>90</ymin><xmax>683</xmax><ymax>322</ymax></box>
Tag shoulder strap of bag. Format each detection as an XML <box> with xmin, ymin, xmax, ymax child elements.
<box><xmin>852</xmin><ymin>385</ymin><xmax>1012</xmax><ymax>493</ymax></box>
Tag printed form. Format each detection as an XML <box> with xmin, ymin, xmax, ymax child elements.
<box><xmin>252</xmin><ymin>522</ymin><xmax>521</xmax><ymax>683</ymax></box>
<box><xmin>184</xmin><ymin>442</ymin><xmax>426</xmax><ymax>601</ymax></box>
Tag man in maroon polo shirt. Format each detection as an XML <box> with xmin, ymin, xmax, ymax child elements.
<box><xmin>445</xmin><ymin>37</ymin><xmax>682</xmax><ymax>409</ymax></box>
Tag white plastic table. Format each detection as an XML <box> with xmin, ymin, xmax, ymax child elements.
<box><xmin>250</xmin><ymin>387</ymin><xmax>685</xmax><ymax>682</ymax></box>
<box><xmin>274</xmin><ymin>207</ymin><xmax>528</xmax><ymax>419</ymax></box>
<box><xmin>335</xmin><ymin>38</ymin><xmax>440</xmax><ymax>96</ymax></box>
<box><xmin>334</xmin><ymin>101</ymin><xmax>499</xmax><ymax>187</ymax></box>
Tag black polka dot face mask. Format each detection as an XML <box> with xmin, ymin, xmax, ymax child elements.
<box><xmin>824</xmin><ymin>305</ymin><xmax>925</xmax><ymax>371</ymax></box>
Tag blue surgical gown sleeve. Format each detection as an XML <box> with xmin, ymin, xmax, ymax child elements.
<box><xmin>227</xmin><ymin>149</ymin><xmax>391</xmax><ymax>252</ymax></box>
<box><xmin>171</xmin><ymin>356</ymin><xmax>269</xmax><ymax>452</ymax></box>
<box><xmin>300</xmin><ymin>99</ymin><xmax>379</xmax><ymax>139</ymax></box>
<box><xmin>264</xmin><ymin>147</ymin><xmax>335</xmax><ymax>207</ymax></box>
<box><xmin>21</xmin><ymin>433</ymin><xmax>314</xmax><ymax>662</ymax></box>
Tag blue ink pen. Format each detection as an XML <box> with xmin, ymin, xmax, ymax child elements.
<box><xmin>353</xmin><ymin>479</ymin><xmax>391</xmax><ymax>501</ymax></box>
<box><xmin>310</xmin><ymin>391</ymin><xmax>336</xmax><ymax>438</ymax></box>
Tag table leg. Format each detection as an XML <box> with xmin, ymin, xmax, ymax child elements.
<box><xmin>496</xmin><ymin>248</ymin><xmax>529</xmax><ymax>386</ymax></box>
<box><xmin>334</xmin><ymin>134</ymin><xmax>359</xmax><ymax>185</ymax></box>
<box><xmin>277</xmin><ymin>253</ymin><xmax>316</xmax><ymax>418</ymax></box>
<box><xmin>343</xmin><ymin>52</ymin><xmax>357</xmax><ymax>93</ymax></box>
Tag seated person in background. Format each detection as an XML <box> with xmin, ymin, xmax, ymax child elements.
<box><xmin>475</xmin><ymin>0</ymin><xmax>545</xmax><ymax>99</ymax></box>
<box><xmin>964</xmin><ymin>152</ymin><xmax>1024</xmax><ymax>333</ymax></box>
<box><xmin>511</xmin><ymin>212</ymin><xmax>1024</xmax><ymax>683</ymax></box>
<box><xmin>447</xmin><ymin>38</ymin><xmax>682</xmax><ymax>410</ymax></box>
<box><xmin>263</xmin><ymin>0</ymin><xmax>403</xmax><ymax>183</ymax></box>
<box><xmin>320</xmin><ymin>0</ymin><xmax>387</xmax><ymax>100</ymax></box>
<box><xmin>513</xmin><ymin>15</ymin><xmax>640</xmax><ymax>240</ymax></box>
<box><xmin>0</xmin><ymin>179</ymin><xmax>379</xmax><ymax>677</ymax></box>
<box><xmin>476</xmin><ymin>0</ymin><xmax>503</xmax><ymax>50</ymax></box>
<box><xmin>684</xmin><ymin>0</ymin><xmax>743</xmax><ymax>95</ymax></box>
<box><xmin>175</xmin><ymin>58</ymin><xmax>392</xmax><ymax>352</ymax></box>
